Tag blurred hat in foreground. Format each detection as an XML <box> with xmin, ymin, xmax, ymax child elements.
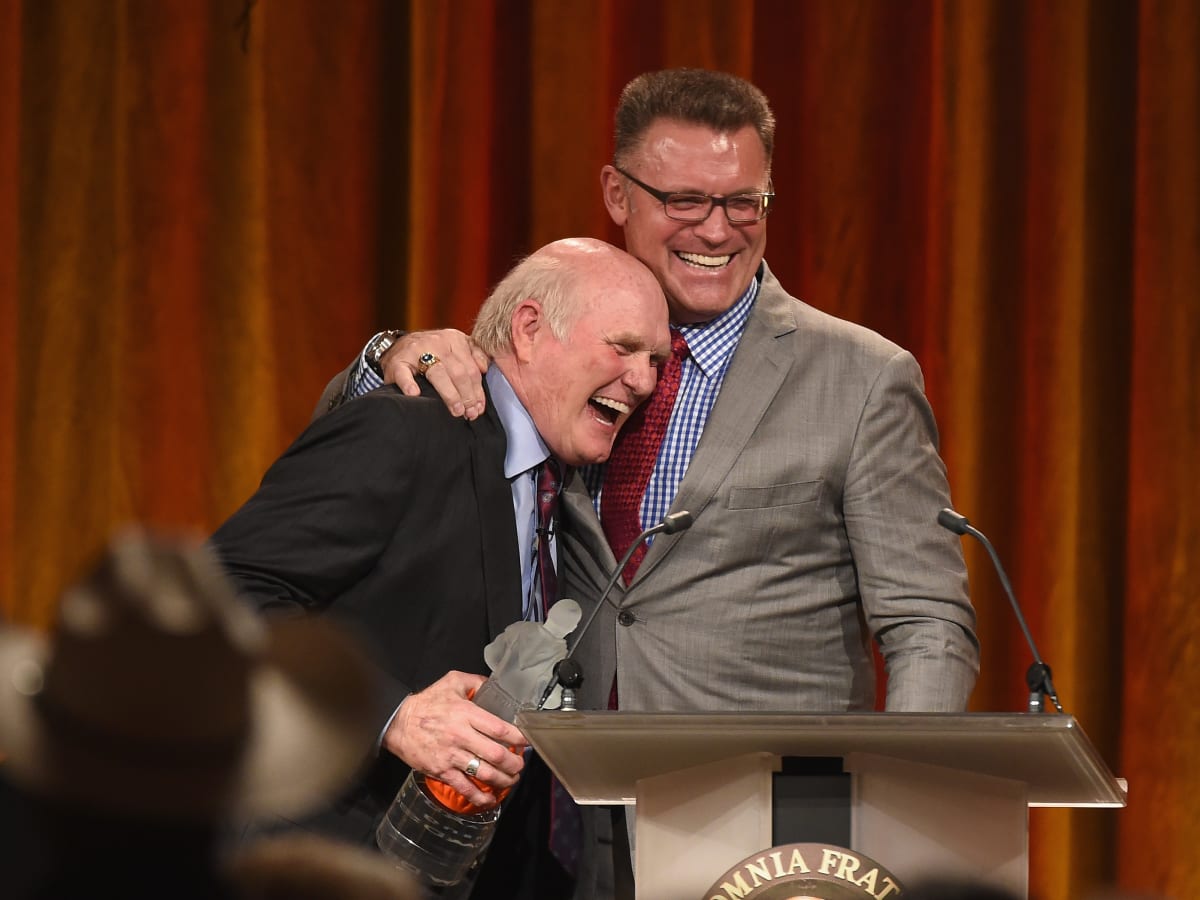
<box><xmin>0</xmin><ymin>529</ymin><xmax>378</xmax><ymax>822</ymax></box>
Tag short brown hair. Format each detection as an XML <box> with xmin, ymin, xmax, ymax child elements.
<box><xmin>613</xmin><ymin>68</ymin><xmax>776</xmax><ymax>168</ymax></box>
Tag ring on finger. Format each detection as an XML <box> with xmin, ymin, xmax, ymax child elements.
<box><xmin>417</xmin><ymin>352</ymin><xmax>440</xmax><ymax>376</ymax></box>
<box><xmin>464</xmin><ymin>756</ymin><xmax>482</xmax><ymax>778</ymax></box>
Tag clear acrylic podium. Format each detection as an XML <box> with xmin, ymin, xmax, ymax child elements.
<box><xmin>515</xmin><ymin>711</ymin><xmax>1126</xmax><ymax>899</ymax></box>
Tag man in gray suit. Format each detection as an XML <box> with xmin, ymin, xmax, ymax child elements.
<box><xmin>333</xmin><ymin>69</ymin><xmax>979</xmax><ymax>897</ymax></box>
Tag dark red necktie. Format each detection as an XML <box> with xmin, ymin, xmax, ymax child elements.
<box><xmin>601</xmin><ymin>329</ymin><xmax>690</xmax><ymax>584</ymax></box>
<box><xmin>533</xmin><ymin>458</ymin><xmax>562</xmax><ymax>622</ymax></box>
<box><xmin>534</xmin><ymin>457</ymin><xmax>582</xmax><ymax>874</ymax></box>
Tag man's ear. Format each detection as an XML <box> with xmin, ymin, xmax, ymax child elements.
<box><xmin>600</xmin><ymin>165</ymin><xmax>630</xmax><ymax>227</ymax></box>
<box><xmin>509</xmin><ymin>299</ymin><xmax>544</xmax><ymax>363</ymax></box>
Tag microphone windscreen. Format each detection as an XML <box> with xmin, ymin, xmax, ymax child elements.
<box><xmin>555</xmin><ymin>657</ymin><xmax>584</xmax><ymax>690</ymax></box>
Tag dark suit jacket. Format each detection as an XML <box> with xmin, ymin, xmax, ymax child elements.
<box><xmin>211</xmin><ymin>382</ymin><xmax>523</xmax><ymax>844</ymax></box>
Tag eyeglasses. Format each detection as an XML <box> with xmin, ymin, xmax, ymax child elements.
<box><xmin>614</xmin><ymin>165</ymin><xmax>774</xmax><ymax>224</ymax></box>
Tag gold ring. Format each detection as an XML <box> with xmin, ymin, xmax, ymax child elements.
<box><xmin>417</xmin><ymin>352</ymin><xmax>440</xmax><ymax>376</ymax></box>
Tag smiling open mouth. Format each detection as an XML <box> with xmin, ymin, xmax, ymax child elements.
<box><xmin>676</xmin><ymin>251</ymin><xmax>732</xmax><ymax>268</ymax></box>
<box><xmin>589</xmin><ymin>395</ymin><xmax>630</xmax><ymax>425</ymax></box>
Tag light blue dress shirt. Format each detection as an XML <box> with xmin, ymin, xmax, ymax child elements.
<box><xmin>485</xmin><ymin>366</ymin><xmax>557</xmax><ymax>621</ymax></box>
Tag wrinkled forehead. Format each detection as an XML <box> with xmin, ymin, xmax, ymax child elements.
<box><xmin>572</xmin><ymin>266</ymin><xmax>666</xmax><ymax>328</ymax></box>
<box><xmin>577</xmin><ymin>252</ymin><xmax>660</xmax><ymax>296</ymax></box>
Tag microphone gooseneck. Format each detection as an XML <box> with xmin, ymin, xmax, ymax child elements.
<box><xmin>937</xmin><ymin>507</ymin><xmax>1064</xmax><ymax>714</ymax></box>
<box><xmin>537</xmin><ymin>510</ymin><xmax>694</xmax><ymax>708</ymax></box>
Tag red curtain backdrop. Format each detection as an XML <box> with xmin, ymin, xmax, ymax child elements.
<box><xmin>2</xmin><ymin>2</ymin><xmax>1196</xmax><ymax>895</ymax></box>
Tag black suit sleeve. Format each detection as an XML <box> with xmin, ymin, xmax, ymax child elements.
<box><xmin>212</xmin><ymin>390</ymin><xmax>439</xmax><ymax>618</ymax></box>
<box><xmin>211</xmin><ymin>392</ymin><xmax>430</xmax><ymax>616</ymax></box>
<box><xmin>211</xmin><ymin>390</ymin><xmax>448</xmax><ymax>723</ymax></box>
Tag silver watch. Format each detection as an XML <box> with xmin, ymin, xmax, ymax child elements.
<box><xmin>365</xmin><ymin>330</ymin><xmax>403</xmax><ymax>377</ymax></box>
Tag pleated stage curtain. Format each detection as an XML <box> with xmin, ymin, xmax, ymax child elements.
<box><xmin>1</xmin><ymin>1</ymin><xmax>1196</xmax><ymax>895</ymax></box>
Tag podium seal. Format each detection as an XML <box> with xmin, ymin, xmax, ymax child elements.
<box><xmin>704</xmin><ymin>843</ymin><xmax>904</xmax><ymax>900</ymax></box>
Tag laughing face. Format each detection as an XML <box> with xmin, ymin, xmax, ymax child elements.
<box><xmin>602</xmin><ymin>119</ymin><xmax>770</xmax><ymax>325</ymax></box>
<box><xmin>508</xmin><ymin>249</ymin><xmax>670</xmax><ymax>467</ymax></box>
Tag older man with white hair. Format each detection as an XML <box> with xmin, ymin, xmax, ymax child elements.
<box><xmin>211</xmin><ymin>237</ymin><xmax>668</xmax><ymax>898</ymax></box>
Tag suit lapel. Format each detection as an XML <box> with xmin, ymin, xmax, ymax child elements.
<box><xmin>631</xmin><ymin>268</ymin><xmax>799</xmax><ymax>585</ymax></box>
<box><xmin>563</xmin><ymin>473</ymin><xmax>612</xmax><ymax>563</ymax></box>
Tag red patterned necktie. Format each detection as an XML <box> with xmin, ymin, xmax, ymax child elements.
<box><xmin>535</xmin><ymin>457</ymin><xmax>582</xmax><ymax>874</ymax></box>
<box><xmin>533</xmin><ymin>458</ymin><xmax>562</xmax><ymax>622</ymax></box>
<box><xmin>601</xmin><ymin>328</ymin><xmax>690</xmax><ymax>584</ymax></box>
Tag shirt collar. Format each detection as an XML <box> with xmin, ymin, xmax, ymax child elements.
<box><xmin>486</xmin><ymin>365</ymin><xmax>551</xmax><ymax>479</ymax></box>
<box><xmin>675</xmin><ymin>275</ymin><xmax>759</xmax><ymax>378</ymax></box>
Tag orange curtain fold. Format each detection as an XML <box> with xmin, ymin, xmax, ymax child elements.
<box><xmin>1119</xmin><ymin>1</ymin><xmax>1200</xmax><ymax>895</ymax></box>
<box><xmin>6</xmin><ymin>1</ymin><xmax>391</xmax><ymax>623</ymax></box>
<box><xmin>2</xmin><ymin>2</ymin><xmax>1197</xmax><ymax>896</ymax></box>
<box><xmin>405</xmin><ymin>0</ymin><xmax>536</xmax><ymax>331</ymax></box>
<box><xmin>0</xmin><ymin>0</ymin><xmax>20</xmax><ymax>615</ymax></box>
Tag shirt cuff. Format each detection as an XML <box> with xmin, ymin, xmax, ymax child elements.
<box><xmin>342</xmin><ymin>333</ymin><xmax>389</xmax><ymax>402</ymax></box>
<box><xmin>377</xmin><ymin>692</ymin><xmax>410</xmax><ymax>754</ymax></box>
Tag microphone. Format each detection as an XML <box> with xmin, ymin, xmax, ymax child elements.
<box><xmin>937</xmin><ymin>507</ymin><xmax>1064</xmax><ymax>714</ymax></box>
<box><xmin>538</xmin><ymin>510</ymin><xmax>694</xmax><ymax>708</ymax></box>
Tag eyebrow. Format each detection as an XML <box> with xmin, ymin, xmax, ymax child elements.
<box><xmin>616</xmin><ymin>165</ymin><xmax>769</xmax><ymax>198</ymax></box>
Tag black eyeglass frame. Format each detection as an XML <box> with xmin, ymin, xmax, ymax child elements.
<box><xmin>613</xmin><ymin>164</ymin><xmax>775</xmax><ymax>224</ymax></box>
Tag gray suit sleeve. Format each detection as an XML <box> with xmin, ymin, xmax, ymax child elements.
<box><xmin>843</xmin><ymin>349</ymin><xmax>980</xmax><ymax>711</ymax></box>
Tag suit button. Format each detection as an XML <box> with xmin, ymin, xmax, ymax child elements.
<box><xmin>617</xmin><ymin>611</ymin><xmax>635</xmax><ymax>627</ymax></box>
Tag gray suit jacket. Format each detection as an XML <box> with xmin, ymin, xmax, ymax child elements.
<box><xmin>559</xmin><ymin>263</ymin><xmax>979</xmax><ymax>715</ymax></box>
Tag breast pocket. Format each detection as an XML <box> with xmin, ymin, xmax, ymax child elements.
<box><xmin>727</xmin><ymin>479</ymin><xmax>822</xmax><ymax>510</ymax></box>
